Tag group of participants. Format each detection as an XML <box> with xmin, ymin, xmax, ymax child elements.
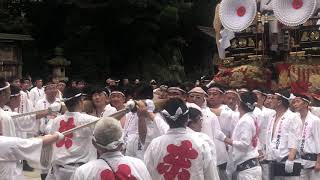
<box><xmin>0</xmin><ymin>76</ymin><xmax>319</xmax><ymax>180</ymax></box>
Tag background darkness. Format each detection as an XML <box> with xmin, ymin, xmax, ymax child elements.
<box><xmin>3</xmin><ymin>0</ymin><xmax>218</xmax><ymax>83</ymax></box>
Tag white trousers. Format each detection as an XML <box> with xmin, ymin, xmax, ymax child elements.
<box><xmin>300</xmin><ymin>169</ymin><xmax>320</xmax><ymax>180</ymax></box>
<box><xmin>261</xmin><ymin>163</ymin><xmax>271</xmax><ymax>180</ymax></box>
<box><xmin>237</xmin><ymin>166</ymin><xmax>262</xmax><ymax>180</ymax></box>
<box><xmin>218</xmin><ymin>168</ymin><xmax>229</xmax><ymax>180</ymax></box>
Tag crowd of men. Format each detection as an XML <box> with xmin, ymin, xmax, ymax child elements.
<box><xmin>0</xmin><ymin>75</ymin><xmax>319</xmax><ymax>180</ymax></box>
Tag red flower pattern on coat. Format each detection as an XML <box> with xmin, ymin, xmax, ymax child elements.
<box><xmin>56</xmin><ymin>117</ymin><xmax>75</xmax><ymax>149</ymax></box>
<box><xmin>157</xmin><ymin>140</ymin><xmax>198</xmax><ymax>180</ymax></box>
<box><xmin>100</xmin><ymin>164</ymin><xmax>137</xmax><ymax>180</ymax></box>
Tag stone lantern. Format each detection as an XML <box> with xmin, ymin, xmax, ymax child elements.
<box><xmin>47</xmin><ymin>47</ymin><xmax>71</xmax><ymax>81</ymax></box>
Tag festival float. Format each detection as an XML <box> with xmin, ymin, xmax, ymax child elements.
<box><xmin>213</xmin><ymin>0</ymin><xmax>320</xmax><ymax>96</ymax></box>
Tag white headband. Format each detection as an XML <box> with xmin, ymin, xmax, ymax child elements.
<box><xmin>225</xmin><ymin>90</ymin><xmax>241</xmax><ymax>100</ymax></box>
<box><xmin>167</xmin><ymin>87</ymin><xmax>186</xmax><ymax>94</ymax></box>
<box><xmin>294</xmin><ymin>96</ymin><xmax>311</xmax><ymax>104</ymax></box>
<box><xmin>161</xmin><ymin>107</ymin><xmax>188</xmax><ymax>121</ymax></box>
<box><xmin>208</xmin><ymin>87</ymin><xmax>224</xmax><ymax>94</ymax></box>
<box><xmin>0</xmin><ymin>82</ymin><xmax>10</xmax><ymax>91</ymax></box>
<box><xmin>252</xmin><ymin>89</ymin><xmax>268</xmax><ymax>96</ymax></box>
<box><xmin>274</xmin><ymin>93</ymin><xmax>290</xmax><ymax>101</ymax></box>
<box><xmin>63</xmin><ymin>93</ymin><xmax>83</xmax><ymax>102</ymax></box>
<box><xmin>93</xmin><ymin>136</ymin><xmax>124</xmax><ymax>150</ymax></box>
<box><xmin>110</xmin><ymin>91</ymin><xmax>125</xmax><ymax>97</ymax></box>
<box><xmin>10</xmin><ymin>93</ymin><xmax>20</xmax><ymax>97</ymax></box>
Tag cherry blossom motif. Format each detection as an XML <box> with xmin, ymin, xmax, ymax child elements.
<box><xmin>100</xmin><ymin>164</ymin><xmax>137</xmax><ymax>180</ymax></box>
<box><xmin>157</xmin><ymin>140</ymin><xmax>198</xmax><ymax>180</ymax></box>
<box><xmin>292</xmin><ymin>0</ymin><xmax>303</xmax><ymax>9</ymax></box>
<box><xmin>237</xmin><ymin>6</ymin><xmax>246</xmax><ymax>17</ymax></box>
<box><xmin>252</xmin><ymin>120</ymin><xmax>259</xmax><ymax>148</ymax></box>
<box><xmin>56</xmin><ymin>117</ymin><xmax>76</xmax><ymax>149</ymax></box>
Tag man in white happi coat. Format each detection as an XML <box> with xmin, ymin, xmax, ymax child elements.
<box><xmin>291</xmin><ymin>94</ymin><xmax>320</xmax><ymax>180</ymax></box>
<box><xmin>91</xmin><ymin>86</ymin><xmax>117</xmax><ymax>118</ymax></box>
<box><xmin>45</xmin><ymin>87</ymin><xmax>100</xmax><ymax>180</ymax></box>
<box><xmin>30</xmin><ymin>77</ymin><xmax>45</xmax><ymax>107</ymax></box>
<box><xmin>144</xmin><ymin>98</ymin><xmax>219</xmax><ymax>180</ymax></box>
<box><xmin>265</xmin><ymin>90</ymin><xmax>303</xmax><ymax>180</ymax></box>
<box><xmin>3</xmin><ymin>85</ymin><xmax>56</xmax><ymax>138</ymax></box>
<box><xmin>0</xmin><ymin>131</ymin><xmax>64</xmax><ymax>180</ymax></box>
<box><xmin>71</xmin><ymin>117</ymin><xmax>151</xmax><ymax>180</ymax></box>
<box><xmin>188</xmin><ymin>86</ymin><xmax>228</xmax><ymax>180</ymax></box>
<box><xmin>252</xmin><ymin>89</ymin><xmax>276</xmax><ymax>180</ymax></box>
<box><xmin>223</xmin><ymin>91</ymin><xmax>262</xmax><ymax>180</ymax></box>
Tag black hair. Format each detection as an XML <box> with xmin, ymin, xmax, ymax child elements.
<box><xmin>63</xmin><ymin>87</ymin><xmax>82</xmax><ymax>112</ymax></box>
<box><xmin>276</xmin><ymin>90</ymin><xmax>290</xmax><ymax>108</ymax></box>
<box><xmin>207</xmin><ymin>83</ymin><xmax>226</xmax><ymax>94</ymax></box>
<box><xmin>239</xmin><ymin>91</ymin><xmax>257</xmax><ymax>112</ymax></box>
<box><xmin>293</xmin><ymin>93</ymin><xmax>310</xmax><ymax>104</ymax></box>
<box><xmin>134</xmin><ymin>83</ymin><xmax>153</xmax><ymax>100</ymax></box>
<box><xmin>161</xmin><ymin>98</ymin><xmax>189</xmax><ymax>128</ymax></box>
<box><xmin>8</xmin><ymin>76</ymin><xmax>19</xmax><ymax>83</ymax></box>
<box><xmin>10</xmin><ymin>85</ymin><xmax>21</xmax><ymax>97</ymax></box>
<box><xmin>187</xmin><ymin>107</ymin><xmax>202</xmax><ymax>126</ymax></box>
<box><xmin>91</xmin><ymin>86</ymin><xmax>110</xmax><ymax>97</ymax></box>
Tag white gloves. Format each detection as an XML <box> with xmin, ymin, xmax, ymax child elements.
<box><xmin>125</xmin><ymin>100</ymin><xmax>136</xmax><ymax>112</ymax></box>
<box><xmin>285</xmin><ymin>160</ymin><xmax>294</xmax><ymax>173</ymax></box>
<box><xmin>55</xmin><ymin>131</ymin><xmax>65</xmax><ymax>140</ymax></box>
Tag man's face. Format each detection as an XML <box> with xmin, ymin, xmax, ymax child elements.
<box><xmin>263</xmin><ymin>95</ymin><xmax>273</xmax><ymax>108</ymax></box>
<box><xmin>20</xmin><ymin>81</ymin><xmax>28</xmax><ymax>91</ymax></box>
<box><xmin>188</xmin><ymin>92</ymin><xmax>205</xmax><ymax>107</ymax></box>
<box><xmin>36</xmin><ymin>80</ymin><xmax>43</xmax><ymax>88</ymax></box>
<box><xmin>291</xmin><ymin>98</ymin><xmax>308</xmax><ymax>112</ymax></box>
<box><xmin>45</xmin><ymin>84</ymin><xmax>57</xmax><ymax>99</ymax></box>
<box><xmin>206</xmin><ymin>89</ymin><xmax>223</xmax><ymax>107</ymax></box>
<box><xmin>92</xmin><ymin>92</ymin><xmax>108</xmax><ymax>108</ymax></box>
<box><xmin>167</xmin><ymin>89</ymin><xmax>184</xmax><ymax>100</ymax></box>
<box><xmin>224</xmin><ymin>92</ymin><xmax>239</xmax><ymax>111</ymax></box>
<box><xmin>77</xmin><ymin>81</ymin><xmax>85</xmax><ymax>89</ymax></box>
<box><xmin>57</xmin><ymin>82</ymin><xmax>66</xmax><ymax>92</ymax></box>
<box><xmin>10</xmin><ymin>95</ymin><xmax>21</xmax><ymax>109</ymax></box>
<box><xmin>268</xmin><ymin>95</ymin><xmax>282</xmax><ymax>110</ymax></box>
<box><xmin>254</xmin><ymin>92</ymin><xmax>266</xmax><ymax>106</ymax></box>
<box><xmin>12</xmin><ymin>79</ymin><xmax>20</xmax><ymax>87</ymax></box>
<box><xmin>52</xmin><ymin>78</ymin><xmax>59</xmax><ymax>84</ymax></box>
<box><xmin>110</xmin><ymin>93</ymin><xmax>125</xmax><ymax>108</ymax></box>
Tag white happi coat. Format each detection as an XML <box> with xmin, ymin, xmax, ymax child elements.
<box><xmin>18</xmin><ymin>91</ymin><xmax>33</xmax><ymax>113</ymax></box>
<box><xmin>144</xmin><ymin>128</ymin><xmax>219</xmax><ymax>180</ymax></box>
<box><xmin>258</xmin><ymin>107</ymin><xmax>276</xmax><ymax>153</ymax></box>
<box><xmin>266</xmin><ymin>109</ymin><xmax>303</xmax><ymax>162</ymax></box>
<box><xmin>71</xmin><ymin>151</ymin><xmax>151</xmax><ymax>180</ymax></box>
<box><xmin>230</xmin><ymin>112</ymin><xmax>262</xmax><ymax>180</ymax></box>
<box><xmin>299</xmin><ymin>111</ymin><xmax>320</xmax><ymax>169</ymax></box>
<box><xmin>0</xmin><ymin>107</ymin><xmax>17</xmax><ymax>137</ymax></box>
<box><xmin>217</xmin><ymin>104</ymin><xmax>239</xmax><ymax>138</ymax></box>
<box><xmin>0</xmin><ymin>136</ymin><xmax>43</xmax><ymax>180</ymax></box>
<box><xmin>46</xmin><ymin>112</ymin><xmax>99</xmax><ymax>180</ymax></box>
<box><xmin>201</xmin><ymin>106</ymin><xmax>228</xmax><ymax>167</ymax></box>
<box><xmin>35</xmin><ymin>97</ymin><xmax>61</xmax><ymax>134</ymax></box>
<box><xmin>2</xmin><ymin>106</ymin><xmax>38</xmax><ymax>138</ymax></box>
<box><xmin>123</xmin><ymin>112</ymin><xmax>139</xmax><ymax>146</ymax></box>
<box><xmin>29</xmin><ymin>87</ymin><xmax>45</xmax><ymax>107</ymax></box>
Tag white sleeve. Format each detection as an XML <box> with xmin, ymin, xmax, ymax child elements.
<box><xmin>232</xmin><ymin>121</ymin><xmax>255</xmax><ymax>151</ymax></box>
<box><xmin>144</xmin><ymin>141</ymin><xmax>157</xmax><ymax>179</ymax></box>
<box><xmin>13</xmin><ymin>114</ymin><xmax>38</xmax><ymax>133</ymax></box>
<box><xmin>202</xmin><ymin>140</ymin><xmax>220</xmax><ymax>180</ymax></box>
<box><xmin>29</xmin><ymin>89</ymin><xmax>36</xmax><ymax>107</ymax></box>
<box><xmin>70</xmin><ymin>167</ymin><xmax>85</xmax><ymax>180</ymax></box>
<box><xmin>154</xmin><ymin>115</ymin><xmax>169</xmax><ymax>135</ymax></box>
<box><xmin>313</xmin><ymin>117</ymin><xmax>320</xmax><ymax>154</ymax></box>
<box><xmin>13</xmin><ymin>138</ymin><xmax>43</xmax><ymax>168</ymax></box>
<box><xmin>134</xmin><ymin>159</ymin><xmax>152</xmax><ymax>180</ymax></box>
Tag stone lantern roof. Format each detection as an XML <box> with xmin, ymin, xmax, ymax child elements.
<box><xmin>47</xmin><ymin>47</ymin><xmax>71</xmax><ymax>66</ymax></box>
